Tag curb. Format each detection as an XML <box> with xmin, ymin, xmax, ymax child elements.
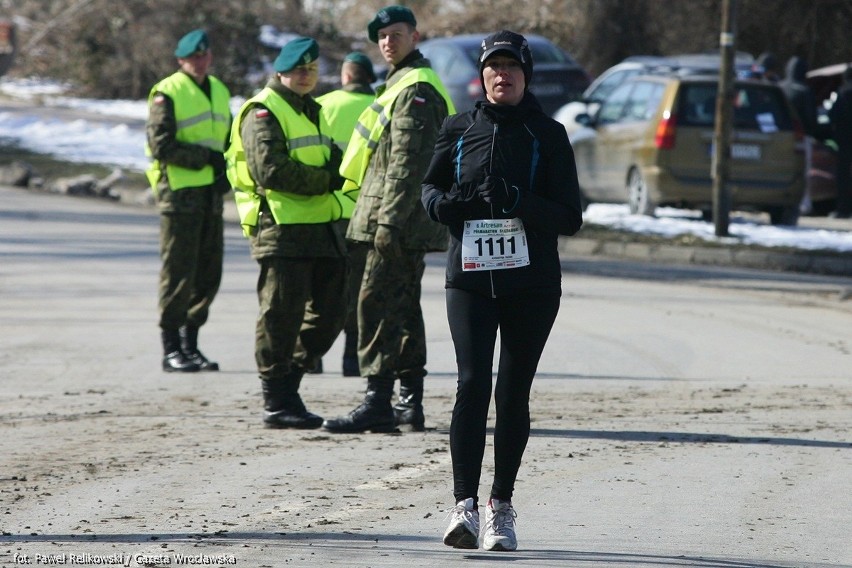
<box><xmin>13</xmin><ymin>183</ymin><xmax>852</xmax><ymax>278</ymax></box>
<box><xmin>558</xmin><ymin>233</ymin><xmax>852</xmax><ymax>277</ymax></box>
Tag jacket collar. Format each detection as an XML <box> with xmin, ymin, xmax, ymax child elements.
<box><xmin>265</xmin><ymin>77</ymin><xmax>321</xmax><ymax>121</ymax></box>
<box><xmin>386</xmin><ymin>49</ymin><xmax>426</xmax><ymax>82</ymax></box>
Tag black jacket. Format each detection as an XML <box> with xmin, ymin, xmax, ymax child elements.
<box><xmin>421</xmin><ymin>92</ymin><xmax>583</xmax><ymax>297</ymax></box>
<box><xmin>779</xmin><ymin>56</ymin><xmax>818</xmax><ymax>138</ymax></box>
<box><xmin>830</xmin><ymin>72</ymin><xmax>852</xmax><ymax>145</ymax></box>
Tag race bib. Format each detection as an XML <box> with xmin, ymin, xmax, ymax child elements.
<box><xmin>461</xmin><ymin>218</ymin><xmax>530</xmax><ymax>271</ymax></box>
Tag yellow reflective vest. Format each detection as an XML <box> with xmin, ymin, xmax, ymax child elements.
<box><xmin>317</xmin><ymin>88</ymin><xmax>375</xmax><ymax>218</ymax></box>
<box><xmin>338</xmin><ymin>67</ymin><xmax>455</xmax><ymax>205</ymax></box>
<box><xmin>226</xmin><ymin>88</ymin><xmax>341</xmax><ymax>236</ymax></box>
<box><xmin>145</xmin><ymin>72</ymin><xmax>231</xmax><ymax>191</ymax></box>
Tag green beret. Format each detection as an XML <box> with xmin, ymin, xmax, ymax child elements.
<box><xmin>368</xmin><ymin>5</ymin><xmax>416</xmax><ymax>43</ymax></box>
<box><xmin>174</xmin><ymin>29</ymin><xmax>209</xmax><ymax>58</ymax></box>
<box><xmin>344</xmin><ymin>51</ymin><xmax>376</xmax><ymax>82</ymax></box>
<box><xmin>274</xmin><ymin>36</ymin><xmax>319</xmax><ymax>73</ymax></box>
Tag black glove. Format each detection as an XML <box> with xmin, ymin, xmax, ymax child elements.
<box><xmin>432</xmin><ymin>184</ymin><xmax>474</xmax><ymax>224</ymax></box>
<box><xmin>477</xmin><ymin>175</ymin><xmax>520</xmax><ymax>212</ymax></box>
<box><xmin>326</xmin><ymin>168</ymin><xmax>345</xmax><ymax>193</ymax></box>
<box><xmin>208</xmin><ymin>151</ymin><xmax>226</xmax><ymax>175</ymax></box>
<box><xmin>477</xmin><ymin>175</ymin><xmax>510</xmax><ymax>207</ymax></box>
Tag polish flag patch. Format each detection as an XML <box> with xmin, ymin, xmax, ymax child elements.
<box><xmin>255</xmin><ymin>108</ymin><xmax>270</xmax><ymax>118</ymax></box>
<box><xmin>413</xmin><ymin>96</ymin><xmax>426</xmax><ymax>105</ymax></box>
<box><xmin>153</xmin><ymin>94</ymin><xmax>166</xmax><ymax>105</ymax></box>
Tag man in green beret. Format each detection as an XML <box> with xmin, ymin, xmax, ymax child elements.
<box><xmin>315</xmin><ymin>51</ymin><xmax>377</xmax><ymax>378</ymax></box>
<box><xmin>146</xmin><ymin>29</ymin><xmax>232</xmax><ymax>373</ymax></box>
<box><xmin>322</xmin><ymin>5</ymin><xmax>455</xmax><ymax>433</ymax></box>
<box><xmin>225</xmin><ymin>37</ymin><xmax>347</xmax><ymax>429</ymax></box>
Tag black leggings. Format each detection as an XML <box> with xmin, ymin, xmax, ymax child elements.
<box><xmin>446</xmin><ymin>287</ymin><xmax>560</xmax><ymax>507</ymax></box>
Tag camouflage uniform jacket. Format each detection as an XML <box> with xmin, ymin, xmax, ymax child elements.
<box><xmin>146</xmin><ymin>72</ymin><xmax>230</xmax><ymax>215</ymax></box>
<box><xmin>240</xmin><ymin>78</ymin><xmax>346</xmax><ymax>260</ymax></box>
<box><xmin>345</xmin><ymin>50</ymin><xmax>449</xmax><ymax>252</ymax></box>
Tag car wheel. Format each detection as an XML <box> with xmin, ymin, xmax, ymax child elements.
<box><xmin>768</xmin><ymin>205</ymin><xmax>800</xmax><ymax>226</ymax></box>
<box><xmin>627</xmin><ymin>168</ymin><xmax>655</xmax><ymax>216</ymax></box>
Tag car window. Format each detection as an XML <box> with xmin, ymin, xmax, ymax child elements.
<box><xmin>623</xmin><ymin>81</ymin><xmax>665</xmax><ymax>121</ymax></box>
<box><xmin>528</xmin><ymin>40</ymin><xmax>573</xmax><ymax>65</ymax></box>
<box><xmin>589</xmin><ymin>69</ymin><xmax>640</xmax><ymax>102</ymax></box>
<box><xmin>425</xmin><ymin>45</ymin><xmax>473</xmax><ymax>83</ymax></box>
<box><xmin>733</xmin><ymin>86</ymin><xmax>793</xmax><ymax>131</ymax></box>
<box><xmin>597</xmin><ymin>82</ymin><xmax>633</xmax><ymax>124</ymax></box>
<box><xmin>677</xmin><ymin>83</ymin><xmax>794</xmax><ymax>130</ymax></box>
<box><xmin>679</xmin><ymin>83</ymin><xmax>717</xmax><ymax>126</ymax></box>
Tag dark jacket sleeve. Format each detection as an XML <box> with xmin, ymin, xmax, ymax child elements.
<box><xmin>422</xmin><ymin>117</ymin><xmax>458</xmax><ymax>222</ymax></box>
<box><xmin>421</xmin><ymin>116</ymin><xmax>477</xmax><ymax>224</ymax></box>
<box><xmin>146</xmin><ymin>92</ymin><xmax>210</xmax><ymax>170</ymax></box>
<box><xmin>240</xmin><ymin>102</ymin><xmax>332</xmax><ymax>196</ymax></box>
<box><xmin>514</xmin><ymin>120</ymin><xmax>584</xmax><ymax>237</ymax></box>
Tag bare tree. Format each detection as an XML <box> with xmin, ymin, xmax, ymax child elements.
<box><xmin>4</xmin><ymin>0</ymin><xmax>852</xmax><ymax>98</ymax></box>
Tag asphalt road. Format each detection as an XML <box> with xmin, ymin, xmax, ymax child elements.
<box><xmin>1</xmin><ymin>185</ymin><xmax>850</xmax><ymax>568</ymax></box>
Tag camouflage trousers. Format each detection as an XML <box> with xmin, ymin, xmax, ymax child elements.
<box><xmin>357</xmin><ymin>247</ymin><xmax>427</xmax><ymax>381</ymax></box>
<box><xmin>343</xmin><ymin>242</ymin><xmax>368</xmax><ymax>345</ymax></box>
<box><xmin>158</xmin><ymin>209</ymin><xmax>223</xmax><ymax>330</ymax></box>
<box><xmin>255</xmin><ymin>256</ymin><xmax>347</xmax><ymax>380</ymax></box>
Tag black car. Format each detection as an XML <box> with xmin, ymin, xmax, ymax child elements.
<box><xmin>419</xmin><ymin>34</ymin><xmax>590</xmax><ymax>116</ymax></box>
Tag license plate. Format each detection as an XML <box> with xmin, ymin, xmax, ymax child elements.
<box><xmin>532</xmin><ymin>83</ymin><xmax>564</xmax><ymax>96</ymax></box>
<box><xmin>731</xmin><ymin>144</ymin><xmax>761</xmax><ymax>160</ymax></box>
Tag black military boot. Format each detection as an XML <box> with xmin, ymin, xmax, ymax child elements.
<box><xmin>341</xmin><ymin>331</ymin><xmax>359</xmax><ymax>377</ymax></box>
<box><xmin>322</xmin><ymin>377</ymin><xmax>396</xmax><ymax>433</ymax></box>
<box><xmin>394</xmin><ymin>376</ymin><xmax>425</xmax><ymax>432</ymax></box>
<box><xmin>162</xmin><ymin>329</ymin><xmax>200</xmax><ymax>373</ymax></box>
<box><xmin>261</xmin><ymin>367</ymin><xmax>323</xmax><ymax>429</ymax></box>
<box><xmin>305</xmin><ymin>358</ymin><xmax>323</xmax><ymax>374</ymax></box>
<box><xmin>179</xmin><ymin>325</ymin><xmax>219</xmax><ymax>371</ymax></box>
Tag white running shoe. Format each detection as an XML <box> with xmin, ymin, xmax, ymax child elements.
<box><xmin>443</xmin><ymin>497</ymin><xmax>480</xmax><ymax>549</ymax></box>
<box><xmin>482</xmin><ymin>498</ymin><xmax>518</xmax><ymax>551</ymax></box>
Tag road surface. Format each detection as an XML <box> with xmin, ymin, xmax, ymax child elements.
<box><xmin>1</xmin><ymin>185</ymin><xmax>850</xmax><ymax>568</ymax></box>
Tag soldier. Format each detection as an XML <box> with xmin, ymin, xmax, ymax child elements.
<box><xmin>226</xmin><ymin>37</ymin><xmax>347</xmax><ymax>429</ymax></box>
<box><xmin>146</xmin><ymin>29</ymin><xmax>231</xmax><ymax>373</ymax></box>
<box><xmin>322</xmin><ymin>5</ymin><xmax>454</xmax><ymax>433</ymax></box>
<box><xmin>316</xmin><ymin>51</ymin><xmax>377</xmax><ymax>377</ymax></box>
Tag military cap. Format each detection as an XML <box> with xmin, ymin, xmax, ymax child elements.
<box><xmin>344</xmin><ymin>51</ymin><xmax>376</xmax><ymax>83</ymax></box>
<box><xmin>274</xmin><ymin>36</ymin><xmax>319</xmax><ymax>73</ymax></box>
<box><xmin>174</xmin><ymin>29</ymin><xmax>209</xmax><ymax>58</ymax></box>
<box><xmin>368</xmin><ymin>5</ymin><xmax>416</xmax><ymax>43</ymax></box>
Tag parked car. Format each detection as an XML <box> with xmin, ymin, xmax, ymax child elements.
<box><xmin>418</xmin><ymin>34</ymin><xmax>590</xmax><ymax>116</ymax></box>
<box><xmin>570</xmin><ymin>72</ymin><xmax>805</xmax><ymax>225</ymax></box>
<box><xmin>554</xmin><ymin>60</ymin><xmax>663</xmax><ymax>136</ymax></box>
<box><xmin>555</xmin><ymin>52</ymin><xmax>756</xmax><ymax>137</ymax></box>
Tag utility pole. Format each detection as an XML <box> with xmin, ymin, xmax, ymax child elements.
<box><xmin>712</xmin><ymin>0</ymin><xmax>737</xmax><ymax>237</ymax></box>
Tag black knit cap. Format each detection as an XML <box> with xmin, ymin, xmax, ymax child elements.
<box><xmin>478</xmin><ymin>30</ymin><xmax>533</xmax><ymax>89</ymax></box>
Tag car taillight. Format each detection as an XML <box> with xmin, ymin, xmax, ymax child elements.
<box><xmin>467</xmin><ymin>78</ymin><xmax>481</xmax><ymax>100</ymax></box>
<box><xmin>655</xmin><ymin>111</ymin><xmax>676</xmax><ymax>149</ymax></box>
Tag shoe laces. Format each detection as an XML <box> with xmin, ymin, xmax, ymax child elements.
<box><xmin>486</xmin><ymin>501</ymin><xmax>517</xmax><ymax>534</ymax></box>
<box><xmin>445</xmin><ymin>500</ymin><xmax>479</xmax><ymax>528</ymax></box>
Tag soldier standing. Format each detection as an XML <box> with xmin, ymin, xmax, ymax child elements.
<box><xmin>316</xmin><ymin>51</ymin><xmax>377</xmax><ymax>377</ymax></box>
<box><xmin>146</xmin><ymin>29</ymin><xmax>231</xmax><ymax>373</ymax></box>
<box><xmin>226</xmin><ymin>37</ymin><xmax>347</xmax><ymax>429</ymax></box>
<box><xmin>322</xmin><ymin>5</ymin><xmax>454</xmax><ymax>433</ymax></box>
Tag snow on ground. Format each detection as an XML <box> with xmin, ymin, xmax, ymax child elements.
<box><xmin>2</xmin><ymin>77</ymin><xmax>852</xmax><ymax>252</ymax></box>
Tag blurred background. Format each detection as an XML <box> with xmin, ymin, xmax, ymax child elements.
<box><xmin>1</xmin><ymin>0</ymin><xmax>851</xmax><ymax>99</ymax></box>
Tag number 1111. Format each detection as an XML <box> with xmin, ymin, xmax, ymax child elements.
<box><xmin>473</xmin><ymin>236</ymin><xmax>516</xmax><ymax>257</ymax></box>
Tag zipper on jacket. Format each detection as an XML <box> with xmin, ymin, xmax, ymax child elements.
<box><xmin>488</xmin><ymin>123</ymin><xmax>498</xmax><ymax>299</ymax></box>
